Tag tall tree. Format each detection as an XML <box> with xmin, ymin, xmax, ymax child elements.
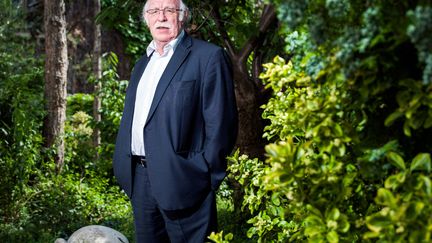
<box><xmin>43</xmin><ymin>0</ymin><xmax>68</xmax><ymax>171</ymax></box>
<box><xmin>92</xmin><ymin>0</ymin><xmax>102</xmax><ymax>152</ymax></box>
<box><xmin>203</xmin><ymin>2</ymin><xmax>278</xmax><ymax>157</ymax></box>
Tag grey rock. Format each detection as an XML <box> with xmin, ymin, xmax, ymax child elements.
<box><xmin>58</xmin><ymin>225</ymin><xmax>129</xmax><ymax>243</ymax></box>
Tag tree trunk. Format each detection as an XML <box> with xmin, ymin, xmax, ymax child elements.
<box><xmin>43</xmin><ymin>0</ymin><xmax>68</xmax><ymax>172</ymax></box>
<box><xmin>92</xmin><ymin>0</ymin><xmax>102</xmax><ymax>153</ymax></box>
<box><xmin>207</xmin><ymin>3</ymin><xmax>277</xmax><ymax>211</ymax></box>
<box><xmin>232</xmin><ymin>57</ymin><xmax>266</xmax><ymax>158</ymax></box>
<box><xmin>209</xmin><ymin>4</ymin><xmax>277</xmax><ymax>157</ymax></box>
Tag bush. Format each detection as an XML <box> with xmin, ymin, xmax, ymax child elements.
<box><xmin>0</xmin><ymin>163</ymin><xmax>132</xmax><ymax>242</ymax></box>
<box><xmin>0</xmin><ymin>1</ymin><xmax>134</xmax><ymax>241</ymax></box>
<box><xmin>223</xmin><ymin>1</ymin><xmax>432</xmax><ymax>242</ymax></box>
<box><xmin>0</xmin><ymin>0</ymin><xmax>45</xmax><ymax>232</ymax></box>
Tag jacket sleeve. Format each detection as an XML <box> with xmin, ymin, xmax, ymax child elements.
<box><xmin>202</xmin><ymin>48</ymin><xmax>238</xmax><ymax>190</ymax></box>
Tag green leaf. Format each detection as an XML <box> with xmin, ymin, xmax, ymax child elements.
<box><xmin>326</xmin><ymin>208</ymin><xmax>340</xmax><ymax>221</ymax></box>
<box><xmin>363</xmin><ymin>231</ymin><xmax>381</xmax><ymax>239</ymax></box>
<box><xmin>403</xmin><ymin>121</ymin><xmax>412</xmax><ymax>137</ymax></box>
<box><xmin>271</xmin><ymin>194</ymin><xmax>281</xmax><ymax>206</ymax></box>
<box><xmin>385</xmin><ymin>110</ymin><xmax>403</xmax><ymax>126</ymax></box>
<box><xmin>246</xmin><ymin>226</ymin><xmax>256</xmax><ymax>238</ymax></box>
<box><xmin>366</xmin><ymin>213</ymin><xmax>393</xmax><ymax>233</ymax></box>
<box><xmin>304</xmin><ymin>225</ymin><xmax>325</xmax><ymax>238</ymax></box>
<box><xmin>405</xmin><ymin>201</ymin><xmax>424</xmax><ymax>221</ymax></box>
<box><xmin>265</xmin><ymin>143</ymin><xmax>280</xmax><ymax>158</ymax></box>
<box><xmin>224</xmin><ymin>233</ymin><xmax>234</xmax><ymax>241</ymax></box>
<box><xmin>338</xmin><ymin>215</ymin><xmax>350</xmax><ymax>233</ymax></box>
<box><xmin>410</xmin><ymin>153</ymin><xmax>431</xmax><ymax>172</ymax></box>
<box><xmin>419</xmin><ymin>175</ymin><xmax>432</xmax><ymax>197</ymax></box>
<box><xmin>384</xmin><ymin>172</ymin><xmax>406</xmax><ymax>190</ymax></box>
<box><xmin>307</xmin><ymin>204</ymin><xmax>323</xmax><ymax>217</ymax></box>
<box><xmin>326</xmin><ymin>231</ymin><xmax>339</xmax><ymax>243</ymax></box>
<box><xmin>386</xmin><ymin>151</ymin><xmax>406</xmax><ymax>170</ymax></box>
<box><xmin>375</xmin><ymin>188</ymin><xmax>397</xmax><ymax>208</ymax></box>
<box><xmin>304</xmin><ymin>215</ymin><xmax>325</xmax><ymax>228</ymax></box>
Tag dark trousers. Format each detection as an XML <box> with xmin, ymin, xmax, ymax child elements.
<box><xmin>131</xmin><ymin>163</ymin><xmax>217</xmax><ymax>243</ymax></box>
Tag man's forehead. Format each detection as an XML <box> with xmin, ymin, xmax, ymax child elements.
<box><xmin>147</xmin><ymin>0</ymin><xmax>180</xmax><ymax>7</ymax></box>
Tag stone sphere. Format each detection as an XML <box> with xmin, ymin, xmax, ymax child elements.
<box><xmin>65</xmin><ymin>225</ymin><xmax>129</xmax><ymax>243</ymax></box>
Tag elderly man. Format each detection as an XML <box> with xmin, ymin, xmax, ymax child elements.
<box><xmin>112</xmin><ymin>0</ymin><xmax>238</xmax><ymax>242</ymax></box>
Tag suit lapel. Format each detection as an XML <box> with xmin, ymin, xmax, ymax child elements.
<box><xmin>145</xmin><ymin>34</ymin><xmax>192</xmax><ymax>126</ymax></box>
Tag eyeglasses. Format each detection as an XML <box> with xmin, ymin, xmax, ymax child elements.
<box><xmin>145</xmin><ymin>7</ymin><xmax>183</xmax><ymax>16</ymax></box>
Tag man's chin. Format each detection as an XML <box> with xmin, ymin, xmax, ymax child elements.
<box><xmin>154</xmin><ymin>36</ymin><xmax>175</xmax><ymax>43</ymax></box>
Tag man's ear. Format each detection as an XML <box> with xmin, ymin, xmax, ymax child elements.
<box><xmin>179</xmin><ymin>10</ymin><xmax>189</xmax><ymax>22</ymax></box>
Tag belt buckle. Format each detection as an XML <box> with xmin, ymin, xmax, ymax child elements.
<box><xmin>138</xmin><ymin>157</ymin><xmax>146</xmax><ymax>168</ymax></box>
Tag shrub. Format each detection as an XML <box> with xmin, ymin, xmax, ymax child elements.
<box><xmin>224</xmin><ymin>1</ymin><xmax>432</xmax><ymax>242</ymax></box>
<box><xmin>0</xmin><ymin>0</ymin><xmax>45</xmax><ymax>232</ymax></box>
<box><xmin>0</xmin><ymin>1</ymin><xmax>133</xmax><ymax>241</ymax></box>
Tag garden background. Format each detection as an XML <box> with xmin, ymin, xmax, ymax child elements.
<box><xmin>1</xmin><ymin>0</ymin><xmax>431</xmax><ymax>242</ymax></box>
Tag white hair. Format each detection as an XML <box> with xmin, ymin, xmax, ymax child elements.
<box><xmin>142</xmin><ymin>0</ymin><xmax>189</xmax><ymax>24</ymax></box>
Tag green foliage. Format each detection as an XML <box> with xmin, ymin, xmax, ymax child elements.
<box><xmin>98</xmin><ymin>0</ymin><xmax>283</xmax><ymax>72</ymax></box>
<box><xmin>97</xmin><ymin>52</ymin><xmax>128</xmax><ymax>135</ymax></box>
<box><xmin>224</xmin><ymin>0</ymin><xmax>432</xmax><ymax>242</ymax></box>
<box><xmin>0</xmin><ymin>0</ymin><xmax>45</xmax><ymax>228</ymax></box>
<box><xmin>64</xmin><ymin>110</ymin><xmax>96</xmax><ymax>172</ymax></box>
<box><xmin>98</xmin><ymin>0</ymin><xmax>151</xmax><ymax>60</ymax></box>
<box><xmin>227</xmin><ymin>150</ymin><xmax>294</xmax><ymax>242</ymax></box>
<box><xmin>407</xmin><ymin>6</ymin><xmax>432</xmax><ymax>84</ymax></box>
<box><xmin>208</xmin><ymin>231</ymin><xmax>234</xmax><ymax>243</ymax></box>
<box><xmin>64</xmin><ymin>95</ymin><xmax>95</xmax><ymax>172</ymax></box>
<box><xmin>93</xmin><ymin>52</ymin><xmax>128</xmax><ymax>171</ymax></box>
<box><xmin>67</xmin><ymin>93</ymin><xmax>94</xmax><ymax>117</ymax></box>
<box><xmin>64</xmin><ymin>52</ymin><xmax>128</xmax><ymax>177</ymax></box>
<box><xmin>0</xmin><ymin>161</ymin><xmax>132</xmax><ymax>242</ymax></box>
<box><xmin>0</xmin><ymin>1</ymin><xmax>133</xmax><ymax>241</ymax></box>
<box><xmin>3</xmin><ymin>0</ymin><xmax>432</xmax><ymax>242</ymax></box>
<box><xmin>364</xmin><ymin>153</ymin><xmax>432</xmax><ymax>242</ymax></box>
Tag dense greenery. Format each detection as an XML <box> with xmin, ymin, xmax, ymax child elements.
<box><xmin>0</xmin><ymin>1</ymin><xmax>133</xmax><ymax>241</ymax></box>
<box><xmin>98</xmin><ymin>0</ymin><xmax>151</xmax><ymax>61</ymax></box>
<box><xmin>217</xmin><ymin>0</ymin><xmax>432</xmax><ymax>242</ymax></box>
<box><xmin>1</xmin><ymin>0</ymin><xmax>432</xmax><ymax>242</ymax></box>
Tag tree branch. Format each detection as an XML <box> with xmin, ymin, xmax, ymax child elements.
<box><xmin>209</xmin><ymin>5</ymin><xmax>236</xmax><ymax>58</ymax></box>
<box><xmin>188</xmin><ymin>9</ymin><xmax>211</xmax><ymax>34</ymax></box>
<box><xmin>238</xmin><ymin>4</ymin><xmax>277</xmax><ymax>63</ymax></box>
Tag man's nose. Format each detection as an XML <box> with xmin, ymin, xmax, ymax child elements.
<box><xmin>157</xmin><ymin>10</ymin><xmax>167</xmax><ymax>21</ymax></box>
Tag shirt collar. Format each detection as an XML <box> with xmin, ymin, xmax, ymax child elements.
<box><xmin>146</xmin><ymin>30</ymin><xmax>185</xmax><ymax>57</ymax></box>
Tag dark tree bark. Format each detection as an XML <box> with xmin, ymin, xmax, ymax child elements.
<box><xmin>210</xmin><ymin>4</ymin><xmax>278</xmax><ymax>158</ymax></box>
<box><xmin>66</xmin><ymin>0</ymin><xmax>96</xmax><ymax>93</ymax></box>
<box><xmin>92</xmin><ymin>0</ymin><xmax>102</xmax><ymax>152</ymax></box>
<box><xmin>204</xmin><ymin>3</ymin><xmax>278</xmax><ymax>211</ymax></box>
<box><xmin>43</xmin><ymin>0</ymin><xmax>68</xmax><ymax>171</ymax></box>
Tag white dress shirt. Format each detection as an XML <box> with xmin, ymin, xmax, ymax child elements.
<box><xmin>131</xmin><ymin>31</ymin><xmax>184</xmax><ymax>156</ymax></box>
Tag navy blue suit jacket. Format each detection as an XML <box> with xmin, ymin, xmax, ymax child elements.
<box><xmin>113</xmin><ymin>33</ymin><xmax>238</xmax><ymax>211</ymax></box>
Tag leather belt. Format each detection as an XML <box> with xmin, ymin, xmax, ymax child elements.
<box><xmin>132</xmin><ymin>155</ymin><xmax>147</xmax><ymax>168</ymax></box>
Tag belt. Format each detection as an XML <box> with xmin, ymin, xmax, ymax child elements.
<box><xmin>132</xmin><ymin>155</ymin><xmax>147</xmax><ymax>168</ymax></box>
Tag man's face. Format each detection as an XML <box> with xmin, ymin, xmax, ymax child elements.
<box><xmin>145</xmin><ymin>0</ymin><xmax>184</xmax><ymax>46</ymax></box>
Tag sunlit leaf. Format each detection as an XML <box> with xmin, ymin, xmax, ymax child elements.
<box><xmin>386</xmin><ymin>151</ymin><xmax>406</xmax><ymax>170</ymax></box>
<box><xmin>366</xmin><ymin>214</ymin><xmax>393</xmax><ymax>233</ymax></box>
<box><xmin>326</xmin><ymin>230</ymin><xmax>339</xmax><ymax>243</ymax></box>
<box><xmin>410</xmin><ymin>153</ymin><xmax>431</xmax><ymax>172</ymax></box>
<box><xmin>375</xmin><ymin>188</ymin><xmax>397</xmax><ymax>208</ymax></box>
